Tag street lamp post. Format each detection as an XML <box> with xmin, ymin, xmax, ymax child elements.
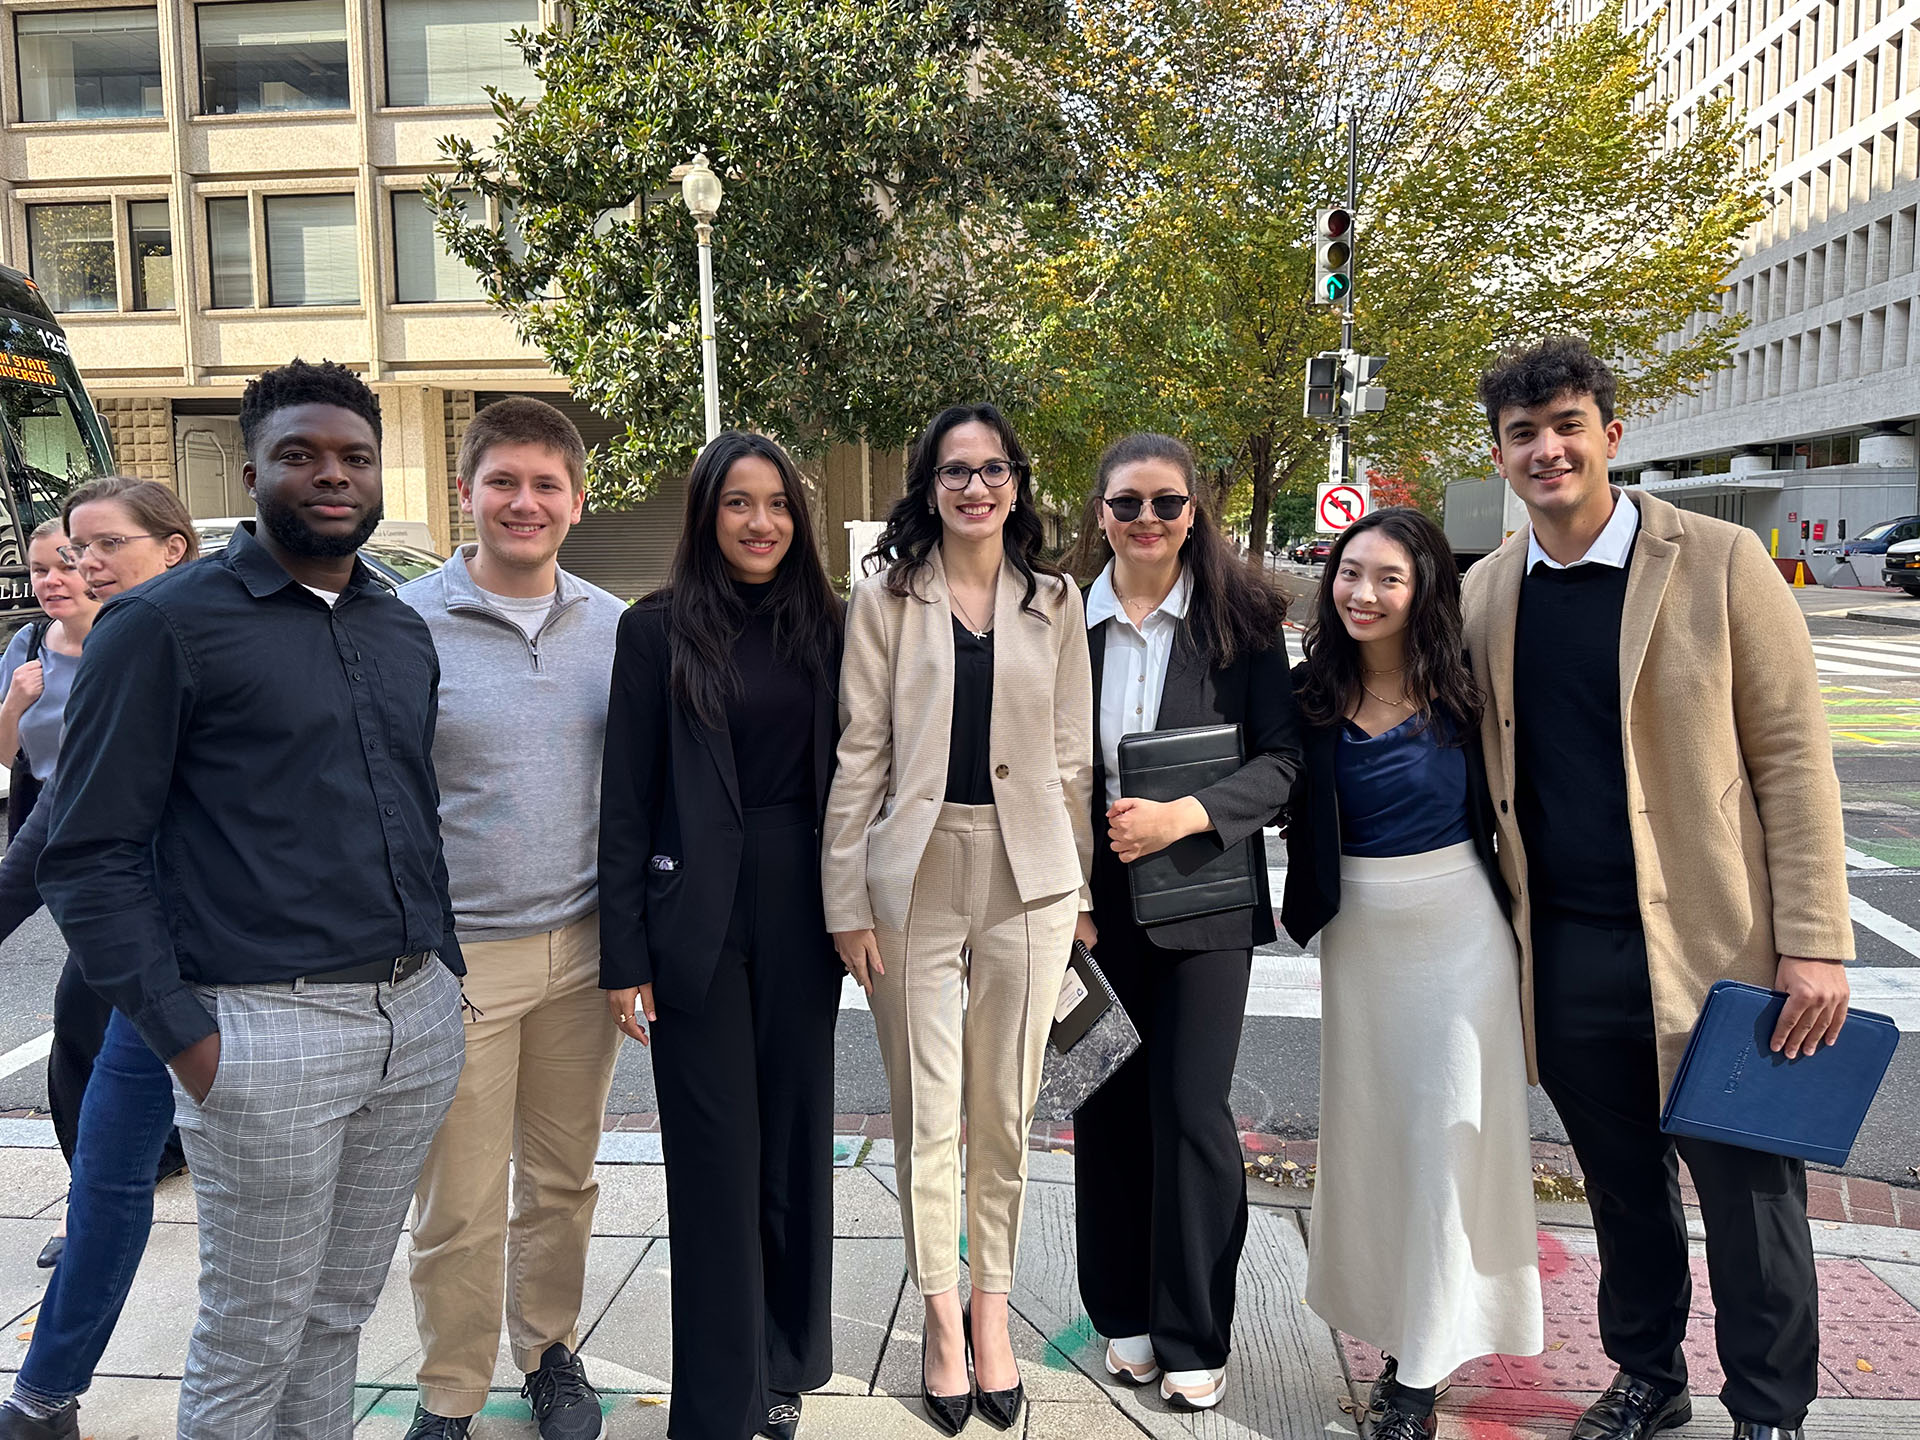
<box><xmin>674</xmin><ymin>150</ymin><xmax>725</xmax><ymax>442</ymax></box>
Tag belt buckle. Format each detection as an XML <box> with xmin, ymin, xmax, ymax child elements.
<box><xmin>390</xmin><ymin>951</ymin><xmax>424</xmax><ymax>984</ymax></box>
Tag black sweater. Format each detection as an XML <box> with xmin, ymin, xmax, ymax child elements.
<box><xmin>1512</xmin><ymin>556</ymin><xmax>1639</xmax><ymax>923</ymax></box>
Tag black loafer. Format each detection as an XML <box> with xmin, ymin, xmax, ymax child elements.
<box><xmin>759</xmin><ymin>1392</ymin><xmax>801</xmax><ymax>1440</ymax></box>
<box><xmin>921</xmin><ymin>1334</ymin><xmax>971</xmax><ymax>1436</ymax></box>
<box><xmin>35</xmin><ymin>1235</ymin><xmax>65</xmax><ymax>1269</ymax></box>
<box><xmin>1569</xmin><ymin>1372</ymin><xmax>1692</xmax><ymax>1440</ymax></box>
<box><xmin>1731</xmin><ymin>1425</ymin><xmax>1802</xmax><ymax>1440</ymax></box>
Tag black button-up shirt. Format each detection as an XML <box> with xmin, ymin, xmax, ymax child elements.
<box><xmin>39</xmin><ymin>523</ymin><xmax>463</xmax><ymax>1061</ymax></box>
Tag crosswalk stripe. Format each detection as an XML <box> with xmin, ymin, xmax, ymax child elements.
<box><xmin>1813</xmin><ymin>636</ymin><xmax>1920</xmax><ymax>658</ymax></box>
<box><xmin>1814</xmin><ymin>645</ymin><xmax>1920</xmax><ymax>670</ymax></box>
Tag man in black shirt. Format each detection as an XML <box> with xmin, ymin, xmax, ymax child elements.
<box><xmin>1462</xmin><ymin>338</ymin><xmax>1852</xmax><ymax>1440</ymax></box>
<box><xmin>39</xmin><ymin>360</ymin><xmax>467</xmax><ymax>1439</ymax></box>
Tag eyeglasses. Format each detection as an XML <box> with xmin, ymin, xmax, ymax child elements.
<box><xmin>1103</xmin><ymin>494</ymin><xmax>1192</xmax><ymax>523</ymax></box>
<box><xmin>58</xmin><ymin>534</ymin><xmax>157</xmax><ymax>564</ymax></box>
<box><xmin>934</xmin><ymin>461</ymin><xmax>1019</xmax><ymax>490</ymax></box>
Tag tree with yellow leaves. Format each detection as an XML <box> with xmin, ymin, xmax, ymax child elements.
<box><xmin>1006</xmin><ymin>0</ymin><xmax>1765</xmax><ymax>546</ymax></box>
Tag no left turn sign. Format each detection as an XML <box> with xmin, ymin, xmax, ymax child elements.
<box><xmin>1316</xmin><ymin>483</ymin><xmax>1370</xmax><ymax>534</ymax></box>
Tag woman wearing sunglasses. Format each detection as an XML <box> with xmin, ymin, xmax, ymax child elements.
<box><xmin>823</xmin><ymin>403</ymin><xmax>1094</xmax><ymax>1434</ymax></box>
<box><xmin>1065</xmin><ymin>433</ymin><xmax>1300</xmax><ymax>1411</ymax></box>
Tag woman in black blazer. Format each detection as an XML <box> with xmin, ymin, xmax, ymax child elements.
<box><xmin>1068</xmin><ymin>433</ymin><xmax>1302</xmax><ymax>1412</ymax></box>
<box><xmin>600</xmin><ymin>432</ymin><xmax>845</xmax><ymax>1440</ymax></box>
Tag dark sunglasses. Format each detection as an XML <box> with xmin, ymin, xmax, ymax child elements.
<box><xmin>1103</xmin><ymin>494</ymin><xmax>1192</xmax><ymax>523</ymax></box>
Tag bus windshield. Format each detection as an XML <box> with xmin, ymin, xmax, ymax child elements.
<box><xmin>0</xmin><ymin>309</ymin><xmax>112</xmax><ymax>531</ymax></box>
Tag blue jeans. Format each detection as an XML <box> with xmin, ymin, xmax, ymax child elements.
<box><xmin>16</xmin><ymin>1009</ymin><xmax>176</xmax><ymax>1403</ymax></box>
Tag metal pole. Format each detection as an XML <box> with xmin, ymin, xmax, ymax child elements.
<box><xmin>1335</xmin><ymin>114</ymin><xmax>1357</xmax><ymax>488</ymax></box>
<box><xmin>696</xmin><ymin>219</ymin><xmax>720</xmax><ymax>442</ymax></box>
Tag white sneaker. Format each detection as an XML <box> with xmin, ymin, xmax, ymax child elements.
<box><xmin>1104</xmin><ymin>1335</ymin><xmax>1160</xmax><ymax>1385</ymax></box>
<box><xmin>1160</xmin><ymin>1367</ymin><xmax>1227</xmax><ymax>1410</ymax></box>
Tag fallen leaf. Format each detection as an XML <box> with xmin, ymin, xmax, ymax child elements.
<box><xmin>1257</xmin><ymin>1154</ymin><xmax>1273</xmax><ymax>1167</ymax></box>
<box><xmin>1857</xmin><ymin>1358</ymin><xmax>1875</xmax><ymax>1373</ymax></box>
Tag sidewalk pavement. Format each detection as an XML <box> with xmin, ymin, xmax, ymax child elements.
<box><xmin>4</xmin><ymin>1119</ymin><xmax>1919</xmax><ymax>1439</ymax></box>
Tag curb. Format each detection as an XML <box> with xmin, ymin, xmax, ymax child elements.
<box><xmin>1847</xmin><ymin>607</ymin><xmax>1920</xmax><ymax>629</ymax></box>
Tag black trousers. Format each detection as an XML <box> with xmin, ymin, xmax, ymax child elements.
<box><xmin>47</xmin><ymin>954</ymin><xmax>186</xmax><ymax>1177</ymax></box>
<box><xmin>1533</xmin><ymin>909</ymin><xmax>1819</xmax><ymax>1429</ymax></box>
<box><xmin>651</xmin><ymin>804</ymin><xmax>843</xmax><ymax>1440</ymax></box>
<box><xmin>1072</xmin><ymin>846</ymin><xmax>1251</xmax><ymax>1371</ymax></box>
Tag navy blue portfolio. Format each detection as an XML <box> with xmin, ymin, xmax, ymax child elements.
<box><xmin>1659</xmin><ymin>979</ymin><xmax>1899</xmax><ymax>1168</ymax></box>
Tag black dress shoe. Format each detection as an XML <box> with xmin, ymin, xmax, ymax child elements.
<box><xmin>1570</xmin><ymin>1372</ymin><xmax>1692</xmax><ymax>1440</ymax></box>
<box><xmin>1730</xmin><ymin>1424</ymin><xmax>1803</xmax><ymax>1440</ymax></box>
<box><xmin>921</xmin><ymin>1334</ymin><xmax>971</xmax><ymax>1436</ymax></box>
<box><xmin>759</xmin><ymin>1392</ymin><xmax>801</xmax><ymax>1440</ymax></box>
<box><xmin>1366</xmin><ymin>1399</ymin><xmax>1438</xmax><ymax>1440</ymax></box>
<box><xmin>0</xmin><ymin>1401</ymin><xmax>80</xmax><ymax>1440</ymax></box>
<box><xmin>34</xmin><ymin>1235</ymin><xmax>64</xmax><ymax>1269</ymax></box>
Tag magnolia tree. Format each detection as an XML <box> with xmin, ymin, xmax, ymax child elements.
<box><xmin>429</xmin><ymin>0</ymin><xmax>1074</xmax><ymax>505</ymax></box>
<box><xmin>1006</xmin><ymin>0</ymin><xmax>1766</xmax><ymax>541</ymax></box>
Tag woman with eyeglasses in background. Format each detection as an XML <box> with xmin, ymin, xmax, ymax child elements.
<box><xmin>0</xmin><ymin>478</ymin><xmax>201</xmax><ymax>1440</ymax></box>
<box><xmin>1064</xmin><ymin>434</ymin><xmax>1300</xmax><ymax>1411</ymax></box>
<box><xmin>823</xmin><ymin>403</ymin><xmax>1094</xmax><ymax>1435</ymax></box>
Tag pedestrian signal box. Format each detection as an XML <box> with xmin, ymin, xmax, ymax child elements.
<box><xmin>1304</xmin><ymin>352</ymin><xmax>1342</xmax><ymax>418</ymax></box>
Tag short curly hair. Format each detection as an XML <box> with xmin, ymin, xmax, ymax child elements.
<box><xmin>239</xmin><ymin>358</ymin><xmax>383</xmax><ymax>456</ymax></box>
<box><xmin>1477</xmin><ymin>336</ymin><xmax>1617</xmax><ymax>442</ymax></box>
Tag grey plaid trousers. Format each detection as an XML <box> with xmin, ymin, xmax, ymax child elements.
<box><xmin>169</xmin><ymin>960</ymin><xmax>465</xmax><ymax>1439</ymax></box>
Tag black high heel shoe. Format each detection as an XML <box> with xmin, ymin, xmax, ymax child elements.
<box><xmin>921</xmin><ymin>1331</ymin><xmax>972</xmax><ymax>1435</ymax></box>
<box><xmin>963</xmin><ymin>1307</ymin><xmax>1024</xmax><ymax>1431</ymax></box>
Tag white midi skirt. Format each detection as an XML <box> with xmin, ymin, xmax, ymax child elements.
<box><xmin>1304</xmin><ymin>841</ymin><xmax>1543</xmax><ymax>1388</ymax></box>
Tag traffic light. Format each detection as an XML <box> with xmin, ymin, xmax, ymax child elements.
<box><xmin>1313</xmin><ymin>207</ymin><xmax>1355</xmax><ymax>307</ymax></box>
<box><xmin>1304</xmin><ymin>352</ymin><xmax>1341</xmax><ymax>418</ymax></box>
<box><xmin>1343</xmin><ymin>354</ymin><xmax>1387</xmax><ymax>415</ymax></box>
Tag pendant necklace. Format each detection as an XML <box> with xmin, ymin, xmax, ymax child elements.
<box><xmin>951</xmin><ymin>593</ymin><xmax>993</xmax><ymax>639</ymax></box>
<box><xmin>1360</xmin><ymin>680</ymin><xmax>1414</xmax><ymax>710</ymax></box>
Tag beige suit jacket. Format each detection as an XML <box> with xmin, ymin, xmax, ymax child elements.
<box><xmin>822</xmin><ymin>546</ymin><xmax>1095</xmax><ymax>934</ymax></box>
<box><xmin>1462</xmin><ymin>489</ymin><xmax>1854</xmax><ymax>1100</ymax></box>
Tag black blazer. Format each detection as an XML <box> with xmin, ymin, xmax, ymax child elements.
<box><xmin>599</xmin><ymin>598</ymin><xmax>841</xmax><ymax>1008</ymax></box>
<box><xmin>1279</xmin><ymin>662</ymin><xmax>1508</xmax><ymax>947</ymax></box>
<box><xmin>1089</xmin><ymin>615</ymin><xmax>1302</xmax><ymax>952</ymax></box>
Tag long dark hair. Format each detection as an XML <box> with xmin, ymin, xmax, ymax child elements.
<box><xmin>1066</xmin><ymin>433</ymin><xmax>1288</xmax><ymax>668</ymax></box>
<box><xmin>656</xmin><ymin>431</ymin><xmax>843</xmax><ymax>731</ymax></box>
<box><xmin>1297</xmin><ymin>507</ymin><xmax>1482</xmax><ymax>737</ymax></box>
<box><xmin>867</xmin><ymin>403</ymin><xmax>1059</xmax><ymax>620</ymax></box>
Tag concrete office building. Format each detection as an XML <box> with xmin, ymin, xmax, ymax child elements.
<box><xmin>1563</xmin><ymin>0</ymin><xmax>1920</xmax><ymax>573</ymax></box>
<box><xmin>0</xmin><ymin>0</ymin><xmax>894</xmax><ymax>590</ymax></box>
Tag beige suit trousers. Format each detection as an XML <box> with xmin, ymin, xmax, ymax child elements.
<box><xmin>871</xmin><ymin>802</ymin><xmax>1078</xmax><ymax>1296</ymax></box>
<box><xmin>407</xmin><ymin>913</ymin><xmax>623</xmax><ymax>1416</ymax></box>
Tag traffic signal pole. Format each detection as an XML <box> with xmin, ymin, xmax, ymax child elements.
<box><xmin>1335</xmin><ymin>115</ymin><xmax>1357</xmax><ymax>489</ymax></box>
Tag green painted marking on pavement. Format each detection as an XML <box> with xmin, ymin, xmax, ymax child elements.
<box><xmin>1851</xmin><ymin>837</ymin><xmax>1920</xmax><ymax>868</ymax></box>
<box><xmin>1043</xmin><ymin>1314</ymin><xmax>1100</xmax><ymax>1370</ymax></box>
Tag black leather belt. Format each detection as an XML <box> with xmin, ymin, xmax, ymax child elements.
<box><xmin>304</xmin><ymin>951</ymin><xmax>436</xmax><ymax>985</ymax></box>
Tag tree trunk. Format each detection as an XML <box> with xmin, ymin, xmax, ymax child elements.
<box><xmin>1245</xmin><ymin>428</ymin><xmax>1275</xmax><ymax>571</ymax></box>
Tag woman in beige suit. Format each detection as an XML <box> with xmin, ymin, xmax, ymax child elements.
<box><xmin>824</xmin><ymin>403</ymin><xmax>1094</xmax><ymax>1435</ymax></box>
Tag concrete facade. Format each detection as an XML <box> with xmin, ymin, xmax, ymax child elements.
<box><xmin>1570</xmin><ymin>0</ymin><xmax>1920</xmax><ymax>545</ymax></box>
<box><xmin>0</xmin><ymin>0</ymin><xmax>893</xmax><ymax>591</ymax></box>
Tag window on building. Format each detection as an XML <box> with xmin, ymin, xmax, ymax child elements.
<box><xmin>129</xmin><ymin>199</ymin><xmax>174</xmax><ymax>310</ymax></box>
<box><xmin>198</xmin><ymin>0</ymin><xmax>349</xmax><ymax>114</ymax></box>
<box><xmin>207</xmin><ymin>196</ymin><xmax>253</xmax><ymax>307</ymax></box>
<box><xmin>264</xmin><ymin>193</ymin><xmax>359</xmax><ymax>306</ymax></box>
<box><xmin>25</xmin><ymin>203</ymin><xmax>115</xmax><ymax>312</ymax></box>
<box><xmin>383</xmin><ymin>0</ymin><xmax>539</xmax><ymax>107</ymax></box>
<box><xmin>15</xmin><ymin>7</ymin><xmax>163</xmax><ymax>122</ymax></box>
<box><xmin>392</xmin><ymin>190</ymin><xmax>486</xmax><ymax>302</ymax></box>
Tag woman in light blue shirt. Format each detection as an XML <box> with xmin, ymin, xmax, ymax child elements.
<box><xmin>1</xmin><ymin>520</ymin><xmax>99</xmax><ymax>835</ymax></box>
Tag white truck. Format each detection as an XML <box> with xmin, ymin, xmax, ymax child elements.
<box><xmin>1441</xmin><ymin>476</ymin><xmax>1528</xmax><ymax>569</ymax></box>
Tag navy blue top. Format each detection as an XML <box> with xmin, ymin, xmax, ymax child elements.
<box><xmin>1335</xmin><ymin>712</ymin><xmax>1473</xmax><ymax>858</ymax></box>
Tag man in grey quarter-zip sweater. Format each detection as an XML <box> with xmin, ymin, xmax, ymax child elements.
<box><xmin>396</xmin><ymin>398</ymin><xmax>627</xmax><ymax>1440</ymax></box>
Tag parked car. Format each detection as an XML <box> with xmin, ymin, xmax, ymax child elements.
<box><xmin>1883</xmin><ymin>537</ymin><xmax>1920</xmax><ymax>597</ymax></box>
<box><xmin>1308</xmin><ymin>538</ymin><xmax>1333</xmax><ymax>564</ymax></box>
<box><xmin>193</xmin><ymin>518</ymin><xmax>444</xmax><ymax>592</ymax></box>
<box><xmin>1821</xmin><ymin>514</ymin><xmax>1920</xmax><ymax>560</ymax></box>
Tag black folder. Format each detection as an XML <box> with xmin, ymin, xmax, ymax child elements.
<box><xmin>1659</xmin><ymin>979</ymin><xmax>1899</xmax><ymax>1167</ymax></box>
<box><xmin>1116</xmin><ymin>723</ymin><xmax>1257</xmax><ymax>927</ymax></box>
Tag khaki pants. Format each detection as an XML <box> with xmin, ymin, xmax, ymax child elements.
<box><xmin>871</xmin><ymin>802</ymin><xmax>1078</xmax><ymax>1296</ymax></box>
<box><xmin>407</xmin><ymin>914</ymin><xmax>623</xmax><ymax>1416</ymax></box>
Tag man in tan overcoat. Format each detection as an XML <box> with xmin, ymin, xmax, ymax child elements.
<box><xmin>1461</xmin><ymin>337</ymin><xmax>1854</xmax><ymax>1440</ymax></box>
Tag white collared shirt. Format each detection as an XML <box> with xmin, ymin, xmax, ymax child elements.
<box><xmin>1525</xmin><ymin>487</ymin><xmax>1641</xmax><ymax>573</ymax></box>
<box><xmin>1086</xmin><ymin>559</ymin><xmax>1192</xmax><ymax>808</ymax></box>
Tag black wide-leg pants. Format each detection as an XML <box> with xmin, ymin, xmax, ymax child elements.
<box><xmin>1072</xmin><ymin>843</ymin><xmax>1251</xmax><ymax>1373</ymax></box>
<box><xmin>651</xmin><ymin>803</ymin><xmax>843</xmax><ymax>1440</ymax></box>
<box><xmin>1533</xmin><ymin>909</ymin><xmax>1820</xmax><ymax>1430</ymax></box>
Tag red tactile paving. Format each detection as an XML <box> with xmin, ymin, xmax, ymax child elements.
<box><xmin>1337</xmin><ymin>1239</ymin><xmax>1920</xmax><ymax>1400</ymax></box>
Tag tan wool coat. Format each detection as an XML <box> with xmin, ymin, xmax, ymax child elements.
<box><xmin>821</xmin><ymin>546</ymin><xmax>1095</xmax><ymax>935</ymax></box>
<box><xmin>1461</xmin><ymin>489</ymin><xmax>1854</xmax><ymax>1099</ymax></box>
